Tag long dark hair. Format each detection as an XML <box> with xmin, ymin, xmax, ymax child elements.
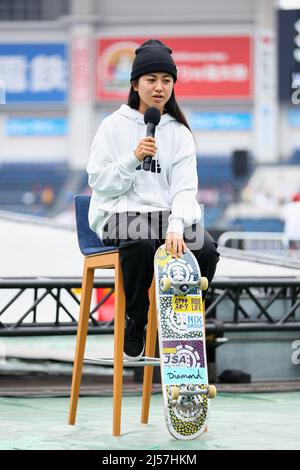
<box><xmin>127</xmin><ymin>81</ymin><xmax>192</xmax><ymax>132</ymax></box>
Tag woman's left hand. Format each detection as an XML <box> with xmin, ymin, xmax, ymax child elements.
<box><xmin>165</xmin><ymin>232</ymin><xmax>187</xmax><ymax>258</ymax></box>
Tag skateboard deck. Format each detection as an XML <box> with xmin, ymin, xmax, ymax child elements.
<box><xmin>154</xmin><ymin>244</ymin><xmax>216</xmax><ymax>440</ymax></box>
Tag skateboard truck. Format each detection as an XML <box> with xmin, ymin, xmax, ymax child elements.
<box><xmin>160</xmin><ymin>276</ymin><xmax>209</xmax><ymax>295</ymax></box>
<box><xmin>169</xmin><ymin>384</ymin><xmax>217</xmax><ymax>401</ymax></box>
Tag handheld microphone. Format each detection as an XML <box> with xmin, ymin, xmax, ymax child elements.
<box><xmin>143</xmin><ymin>107</ymin><xmax>161</xmax><ymax>171</ymax></box>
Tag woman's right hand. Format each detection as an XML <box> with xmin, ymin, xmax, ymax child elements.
<box><xmin>134</xmin><ymin>137</ymin><xmax>157</xmax><ymax>162</ymax></box>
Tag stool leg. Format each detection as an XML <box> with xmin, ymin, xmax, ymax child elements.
<box><xmin>141</xmin><ymin>279</ymin><xmax>157</xmax><ymax>424</ymax></box>
<box><xmin>68</xmin><ymin>263</ymin><xmax>94</xmax><ymax>425</ymax></box>
<box><xmin>113</xmin><ymin>260</ymin><xmax>126</xmax><ymax>437</ymax></box>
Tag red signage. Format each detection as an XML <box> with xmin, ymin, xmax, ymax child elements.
<box><xmin>96</xmin><ymin>36</ymin><xmax>252</xmax><ymax>101</ymax></box>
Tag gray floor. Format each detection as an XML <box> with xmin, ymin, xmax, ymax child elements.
<box><xmin>0</xmin><ymin>391</ymin><xmax>299</xmax><ymax>450</ymax></box>
<box><xmin>1</xmin><ymin>335</ymin><xmax>300</xmax><ymax>450</ymax></box>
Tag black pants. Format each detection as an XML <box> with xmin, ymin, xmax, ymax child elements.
<box><xmin>102</xmin><ymin>211</ymin><xmax>220</xmax><ymax>326</ymax></box>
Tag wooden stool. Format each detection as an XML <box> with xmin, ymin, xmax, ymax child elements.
<box><xmin>68</xmin><ymin>195</ymin><xmax>158</xmax><ymax>436</ymax></box>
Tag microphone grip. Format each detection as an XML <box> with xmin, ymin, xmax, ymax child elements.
<box><xmin>143</xmin><ymin>122</ymin><xmax>156</xmax><ymax>171</ymax></box>
<box><xmin>146</xmin><ymin>122</ymin><xmax>156</xmax><ymax>138</ymax></box>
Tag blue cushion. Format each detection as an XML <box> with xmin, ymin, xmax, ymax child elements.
<box><xmin>74</xmin><ymin>195</ymin><xmax>117</xmax><ymax>256</ymax></box>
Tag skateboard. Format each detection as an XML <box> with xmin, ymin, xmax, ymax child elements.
<box><xmin>154</xmin><ymin>244</ymin><xmax>217</xmax><ymax>440</ymax></box>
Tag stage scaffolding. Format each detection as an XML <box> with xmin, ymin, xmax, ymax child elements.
<box><xmin>0</xmin><ymin>276</ymin><xmax>299</xmax><ymax>337</ymax></box>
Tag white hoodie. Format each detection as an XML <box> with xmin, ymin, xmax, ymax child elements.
<box><xmin>87</xmin><ymin>104</ymin><xmax>201</xmax><ymax>240</ymax></box>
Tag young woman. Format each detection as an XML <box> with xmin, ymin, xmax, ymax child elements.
<box><xmin>87</xmin><ymin>39</ymin><xmax>220</xmax><ymax>361</ymax></box>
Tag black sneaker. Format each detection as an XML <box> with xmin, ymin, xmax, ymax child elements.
<box><xmin>124</xmin><ymin>318</ymin><xmax>145</xmax><ymax>362</ymax></box>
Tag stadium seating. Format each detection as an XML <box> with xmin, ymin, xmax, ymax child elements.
<box><xmin>228</xmin><ymin>217</ymin><xmax>285</xmax><ymax>232</ymax></box>
<box><xmin>0</xmin><ymin>162</ymin><xmax>69</xmax><ymax>215</ymax></box>
<box><xmin>289</xmin><ymin>149</ymin><xmax>300</xmax><ymax>165</ymax></box>
<box><xmin>196</xmin><ymin>154</ymin><xmax>253</xmax><ymax>229</ymax></box>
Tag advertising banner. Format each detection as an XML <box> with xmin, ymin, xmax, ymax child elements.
<box><xmin>6</xmin><ymin>118</ymin><xmax>68</xmax><ymax>136</ymax></box>
<box><xmin>96</xmin><ymin>36</ymin><xmax>252</xmax><ymax>100</ymax></box>
<box><xmin>277</xmin><ymin>9</ymin><xmax>300</xmax><ymax>102</ymax></box>
<box><xmin>185</xmin><ymin>111</ymin><xmax>253</xmax><ymax>131</ymax></box>
<box><xmin>0</xmin><ymin>43</ymin><xmax>68</xmax><ymax>103</ymax></box>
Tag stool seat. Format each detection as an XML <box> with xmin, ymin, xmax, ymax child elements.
<box><xmin>83</xmin><ymin>246</ymin><xmax>118</xmax><ymax>256</ymax></box>
<box><xmin>68</xmin><ymin>195</ymin><xmax>157</xmax><ymax>436</ymax></box>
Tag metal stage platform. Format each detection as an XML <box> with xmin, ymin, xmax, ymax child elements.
<box><xmin>0</xmin><ymin>215</ymin><xmax>300</xmax><ymax>336</ymax></box>
<box><xmin>0</xmin><ymin>214</ymin><xmax>300</xmax><ymax>450</ymax></box>
<box><xmin>0</xmin><ymin>273</ymin><xmax>300</xmax><ymax>336</ymax></box>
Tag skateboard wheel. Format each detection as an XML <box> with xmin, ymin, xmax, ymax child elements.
<box><xmin>208</xmin><ymin>385</ymin><xmax>217</xmax><ymax>399</ymax></box>
<box><xmin>170</xmin><ymin>386</ymin><xmax>180</xmax><ymax>400</ymax></box>
<box><xmin>200</xmin><ymin>277</ymin><xmax>209</xmax><ymax>291</ymax></box>
<box><xmin>160</xmin><ymin>276</ymin><xmax>171</xmax><ymax>292</ymax></box>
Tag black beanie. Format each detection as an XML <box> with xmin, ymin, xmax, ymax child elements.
<box><xmin>130</xmin><ymin>39</ymin><xmax>177</xmax><ymax>83</ymax></box>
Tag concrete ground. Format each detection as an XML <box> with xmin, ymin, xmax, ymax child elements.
<box><xmin>0</xmin><ymin>391</ymin><xmax>299</xmax><ymax>450</ymax></box>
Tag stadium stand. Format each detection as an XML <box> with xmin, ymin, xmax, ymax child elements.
<box><xmin>0</xmin><ymin>162</ymin><xmax>69</xmax><ymax>216</ymax></box>
<box><xmin>228</xmin><ymin>217</ymin><xmax>285</xmax><ymax>232</ymax></box>
<box><xmin>197</xmin><ymin>154</ymin><xmax>254</xmax><ymax>229</ymax></box>
<box><xmin>290</xmin><ymin>149</ymin><xmax>300</xmax><ymax>165</ymax></box>
<box><xmin>0</xmin><ymin>154</ymin><xmax>255</xmax><ymax>229</ymax></box>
